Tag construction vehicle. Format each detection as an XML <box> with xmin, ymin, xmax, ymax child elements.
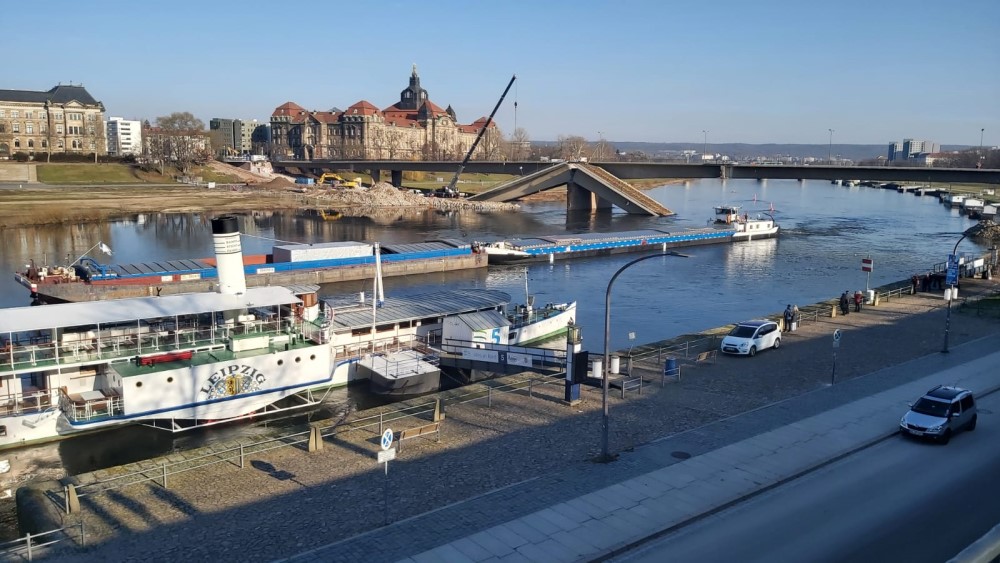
<box><xmin>318</xmin><ymin>172</ymin><xmax>344</xmax><ymax>185</ymax></box>
<box><xmin>341</xmin><ymin>177</ymin><xmax>363</xmax><ymax>189</ymax></box>
<box><xmin>443</xmin><ymin>74</ymin><xmax>517</xmax><ymax>196</ymax></box>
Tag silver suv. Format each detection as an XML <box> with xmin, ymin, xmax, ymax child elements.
<box><xmin>899</xmin><ymin>385</ymin><xmax>977</xmax><ymax>444</ymax></box>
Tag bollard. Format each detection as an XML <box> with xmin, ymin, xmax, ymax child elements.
<box><xmin>308</xmin><ymin>426</ymin><xmax>323</xmax><ymax>452</ymax></box>
<box><xmin>162</xmin><ymin>462</ymin><xmax>168</xmax><ymax>488</ymax></box>
<box><xmin>26</xmin><ymin>532</ymin><xmax>31</xmax><ymax>561</ymax></box>
<box><xmin>239</xmin><ymin>443</ymin><xmax>245</xmax><ymax>468</ymax></box>
<box><xmin>433</xmin><ymin>398</ymin><xmax>442</xmax><ymax>422</ymax></box>
<box><xmin>379</xmin><ymin>411</ymin><xmax>383</xmax><ymax>434</ymax></box>
<box><xmin>831</xmin><ymin>305</ymin><xmax>837</xmax><ymax>318</ymax></box>
<box><xmin>488</xmin><ymin>386</ymin><xmax>492</xmax><ymax>408</ymax></box>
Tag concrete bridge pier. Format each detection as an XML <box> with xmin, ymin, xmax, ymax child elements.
<box><xmin>370</xmin><ymin>169</ymin><xmax>382</xmax><ymax>184</ymax></box>
<box><xmin>566</xmin><ymin>173</ymin><xmax>612</xmax><ymax>213</ymax></box>
<box><xmin>391</xmin><ymin>169</ymin><xmax>403</xmax><ymax>188</ymax></box>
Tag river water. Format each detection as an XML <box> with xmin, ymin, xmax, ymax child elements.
<box><xmin>0</xmin><ymin>179</ymin><xmax>987</xmax><ymax>489</ymax></box>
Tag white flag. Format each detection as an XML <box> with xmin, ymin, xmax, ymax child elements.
<box><xmin>99</xmin><ymin>242</ymin><xmax>113</xmax><ymax>257</ymax></box>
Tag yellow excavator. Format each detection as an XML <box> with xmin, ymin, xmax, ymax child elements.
<box><xmin>317</xmin><ymin>172</ymin><xmax>344</xmax><ymax>185</ymax></box>
<box><xmin>318</xmin><ymin>172</ymin><xmax>363</xmax><ymax>189</ymax></box>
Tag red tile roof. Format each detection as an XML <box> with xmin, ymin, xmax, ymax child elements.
<box><xmin>272</xmin><ymin>102</ymin><xmax>306</xmax><ymax>117</ymax></box>
<box><xmin>346</xmin><ymin>100</ymin><xmax>380</xmax><ymax>115</ymax></box>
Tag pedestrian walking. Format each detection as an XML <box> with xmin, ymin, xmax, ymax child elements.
<box><xmin>911</xmin><ymin>275</ymin><xmax>919</xmax><ymax>293</ymax></box>
<box><xmin>854</xmin><ymin>290</ymin><xmax>863</xmax><ymax>312</ymax></box>
<box><xmin>783</xmin><ymin>304</ymin><xmax>794</xmax><ymax>332</ymax></box>
<box><xmin>839</xmin><ymin>291</ymin><xmax>850</xmax><ymax>316</ymax></box>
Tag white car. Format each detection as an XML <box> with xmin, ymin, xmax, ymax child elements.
<box><xmin>720</xmin><ymin>320</ymin><xmax>780</xmax><ymax>357</ymax></box>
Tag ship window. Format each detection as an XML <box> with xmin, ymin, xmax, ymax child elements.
<box><xmin>0</xmin><ymin>426</ymin><xmax>5</xmax><ymax>437</ymax></box>
<box><xmin>277</xmin><ymin>359</ymin><xmax>284</xmax><ymax>366</ymax></box>
<box><xmin>136</xmin><ymin>382</ymin><xmax>143</xmax><ymax>388</ymax></box>
<box><xmin>310</xmin><ymin>354</ymin><xmax>316</xmax><ymax>361</ymax></box>
<box><xmin>295</xmin><ymin>357</ymin><xmax>301</xmax><ymax>363</ymax></box>
<box><xmin>167</xmin><ymin>377</ymin><xmax>173</xmax><ymax>383</ymax></box>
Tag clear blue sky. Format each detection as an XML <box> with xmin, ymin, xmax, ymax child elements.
<box><xmin>4</xmin><ymin>0</ymin><xmax>998</xmax><ymax>146</ymax></box>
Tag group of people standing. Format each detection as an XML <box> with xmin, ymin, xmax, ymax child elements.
<box><xmin>782</xmin><ymin>304</ymin><xmax>801</xmax><ymax>332</ymax></box>
<box><xmin>839</xmin><ymin>290</ymin><xmax>865</xmax><ymax>315</ymax></box>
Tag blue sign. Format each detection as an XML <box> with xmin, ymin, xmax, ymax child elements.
<box><xmin>381</xmin><ymin>429</ymin><xmax>394</xmax><ymax>451</ymax></box>
<box><xmin>946</xmin><ymin>254</ymin><xmax>959</xmax><ymax>286</ymax></box>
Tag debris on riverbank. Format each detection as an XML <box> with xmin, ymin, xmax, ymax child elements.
<box><xmin>965</xmin><ymin>219</ymin><xmax>1000</xmax><ymax>244</ymax></box>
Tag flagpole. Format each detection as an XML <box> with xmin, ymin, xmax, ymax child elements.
<box><xmin>70</xmin><ymin>241</ymin><xmax>102</xmax><ymax>266</ymax></box>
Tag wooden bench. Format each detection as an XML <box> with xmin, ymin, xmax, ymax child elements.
<box><xmin>396</xmin><ymin>421</ymin><xmax>441</xmax><ymax>450</ymax></box>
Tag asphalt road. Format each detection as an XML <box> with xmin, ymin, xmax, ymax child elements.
<box><xmin>613</xmin><ymin>391</ymin><xmax>1000</xmax><ymax>563</ymax></box>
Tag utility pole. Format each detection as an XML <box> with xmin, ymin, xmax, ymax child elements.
<box><xmin>828</xmin><ymin>129</ymin><xmax>835</xmax><ymax>164</ymax></box>
<box><xmin>702</xmin><ymin>130</ymin><xmax>709</xmax><ymax>161</ymax></box>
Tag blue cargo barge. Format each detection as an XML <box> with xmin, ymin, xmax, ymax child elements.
<box><xmin>16</xmin><ymin>239</ymin><xmax>486</xmax><ymax>303</ymax></box>
<box><xmin>480</xmin><ymin>216</ymin><xmax>779</xmax><ymax>265</ymax></box>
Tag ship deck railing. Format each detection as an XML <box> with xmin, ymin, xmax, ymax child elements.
<box><xmin>59</xmin><ymin>387</ymin><xmax>125</xmax><ymax>423</ymax></box>
<box><xmin>0</xmin><ymin>388</ymin><xmax>60</xmax><ymax>418</ymax></box>
<box><xmin>0</xmin><ymin>317</ymin><xmax>318</xmax><ymax>375</ymax></box>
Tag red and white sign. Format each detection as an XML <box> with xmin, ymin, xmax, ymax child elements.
<box><xmin>861</xmin><ymin>258</ymin><xmax>874</xmax><ymax>272</ymax></box>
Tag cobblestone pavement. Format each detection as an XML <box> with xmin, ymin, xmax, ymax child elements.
<box><xmin>36</xmin><ymin>279</ymin><xmax>1000</xmax><ymax>562</ymax></box>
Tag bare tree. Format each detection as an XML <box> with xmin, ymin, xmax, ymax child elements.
<box><xmin>480</xmin><ymin>126</ymin><xmax>504</xmax><ymax>160</ymax></box>
<box><xmin>155</xmin><ymin>112</ymin><xmax>207</xmax><ymax>175</ymax></box>
<box><xmin>85</xmin><ymin>113</ymin><xmax>104</xmax><ymax>163</ymax></box>
<box><xmin>557</xmin><ymin>135</ymin><xmax>588</xmax><ymax>160</ymax></box>
<box><xmin>508</xmin><ymin>127</ymin><xmax>531</xmax><ymax>160</ymax></box>
<box><xmin>0</xmin><ymin>120</ymin><xmax>11</xmax><ymax>160</ymax></box>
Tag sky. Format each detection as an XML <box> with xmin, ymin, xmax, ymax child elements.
<box><xmin>4</xmin><ymin>0</ymin><xmax>998</xmax><ymax>146</ymax></box>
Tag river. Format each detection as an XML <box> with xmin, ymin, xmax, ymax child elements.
<box><xmin>0</xmin><ymin>178</ymin><xmax>987</xmax><ymax>506</ymax></box>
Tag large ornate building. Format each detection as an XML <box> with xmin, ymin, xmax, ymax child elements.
<box><xmin>269</xmin><ymin>66</ymin><xmax>498</xmax><ymax>160</ymax></box>
<box><xmin>0</xmin><ymin>84</ymin><xmax>106</xmax><ymax>159</ymax></box>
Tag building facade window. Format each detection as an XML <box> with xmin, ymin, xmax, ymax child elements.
<box><xmin>56</xmin><ymin>125</ymin><xmax>64</xmax><ymax>134</ymax></box>
<box><xmin>13</xmin><ymin>139</ymin><xmax>20</xmax><ymax>148</ymax></box>
<box><xmin>12</xmin><ymin>123</ymin><xmax>19</xmax><ymax>133</ymax></box>
<box><xmin>41</xmin><ymin>140</ymin><xmax>47</xmax><ymax>148</ymax></box>
<box><xmin>27</xmin><ymin>140</ymin><xmax>34</xmax><ymax>148</ymax></box>
<box><xmin>26</xmin><ymin>123</ymin><xmax>33</xmax><ymax>134</ymax></box>
<box><xmin>11</xmin><ymin>110</ymin><xmax>19</xmax><ymax>119</ymax></box>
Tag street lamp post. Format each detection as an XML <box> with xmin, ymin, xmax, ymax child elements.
<box><xmin>702</xmin><ymin>130</ymin><xmax>709</xmax><ymax>161</ymax></box>
<box><xmin>600</xmin><ymin>251</ymin><xmax>688</xmax><ymax>462</ymax></box>
<box><xmin>942</xmin><ymin>233</ymin><xmax>968</xmax><ymax>354</ymax></box>
<box><xmin>828</xmin><ymin>129</ymin><xmax>835</xmax><ymax>164</ymax></box>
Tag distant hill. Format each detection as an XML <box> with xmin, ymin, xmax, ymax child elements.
<box><xmin>534</xmin><ymin>141</ymin><xmax>970</xmax><ymax>162</ymax></box>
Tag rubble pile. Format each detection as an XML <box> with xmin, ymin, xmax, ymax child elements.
<box><xmin>316</xmin><ymin>182</ymin><xmax>519</xmax><ymax>213</ymax></box>
<box><xmin>965</xmin><ymin>219</ymin><xmax>1000</xmax><ymax>244</ymax></box>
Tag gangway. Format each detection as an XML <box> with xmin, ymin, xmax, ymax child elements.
<box><xmin>437</xmin><ymin>339</ymin><xmax>567</xmax><ymax>375</ymax></box>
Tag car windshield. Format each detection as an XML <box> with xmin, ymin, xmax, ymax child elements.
<box><xmin>729</xmin><ymin>325</ymin><xmax>758</xmax><ymax>338</ymax></box>
<box><xmin>911</xmin><ymin>397</ymin><xmax>950</xmax><ymax>417</ymax></box>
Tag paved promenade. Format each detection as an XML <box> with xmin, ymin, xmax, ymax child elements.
<box><xmin>33</xmin><ymin>278</ymin><xmax>1000</xmax><ymax>562</ymax></box>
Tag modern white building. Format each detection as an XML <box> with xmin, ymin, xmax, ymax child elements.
<box><xmin>888</xmin><ymin>138</ymin><xmax>939</xmax><ymax>162</ymax></box>
<box><xmin>106</xmin><ymin>116</ymin><xmax>142</xmax><ymax>156</ymax></box>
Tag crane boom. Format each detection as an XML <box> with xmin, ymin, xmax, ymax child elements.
<box><xmin>445</xmin><ymin>74</ymin><xmax>517</xmax><ymax>194</ymax></box>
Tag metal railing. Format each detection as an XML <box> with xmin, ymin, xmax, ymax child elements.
<box><xmin>0</xmin><ymin>523</ymin><xmax>85</xmax><ymax>562</ymax></box>
<box><xmin>57</xmin><ymin>372</ymin><xmax>567</xmax><ymax>511</ymax></box>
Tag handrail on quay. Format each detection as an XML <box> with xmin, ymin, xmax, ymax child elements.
<box><xmin>0</xmin><ymin>523</ymin><xmax>85</xmax><ymax>561</ymax></box>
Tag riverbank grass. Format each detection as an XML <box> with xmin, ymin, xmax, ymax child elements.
<box><xmin>36</xmin><ymin>164</ymin><xmax>170</xmax><ymax>184</ymax></box>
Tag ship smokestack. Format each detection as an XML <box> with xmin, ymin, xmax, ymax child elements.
<box><xmin>211</xmin><ymin>216</ymin><xmax>246</xmax><ymax>296</ymax></box>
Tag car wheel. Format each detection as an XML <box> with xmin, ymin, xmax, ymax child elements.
<box><xmin>748</xmin><ymin>346</ymin><xmax>757</xmax><ymax>357</ymax></box>
<box><xmin>967</xmin><ymin>414</ymin><xmax>977</xmax><ymax>431</ymax></box>
<box><xmin>773</xmin><ymin>338</ymin><xmax>780</xmax><ymax>350</ymax></box>
<box><xmin>939</xmin><ymin>429</ymin><xmax>952</xmax><ymax>445</ymax></box>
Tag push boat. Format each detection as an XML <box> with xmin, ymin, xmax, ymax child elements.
<box><xmin>480</xmin><ymin>207</ymin><xmax>778</xmax><ymax>265</ymax></box>
<box><xmin>15</xmin><ymin>235</ymin><xmax>485</xmax><ymax>303</ymax></box>
<box><xmin>0</xmin><ymin>218</ymin><xmax>574</xmax><ymax>448</ymax></box>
